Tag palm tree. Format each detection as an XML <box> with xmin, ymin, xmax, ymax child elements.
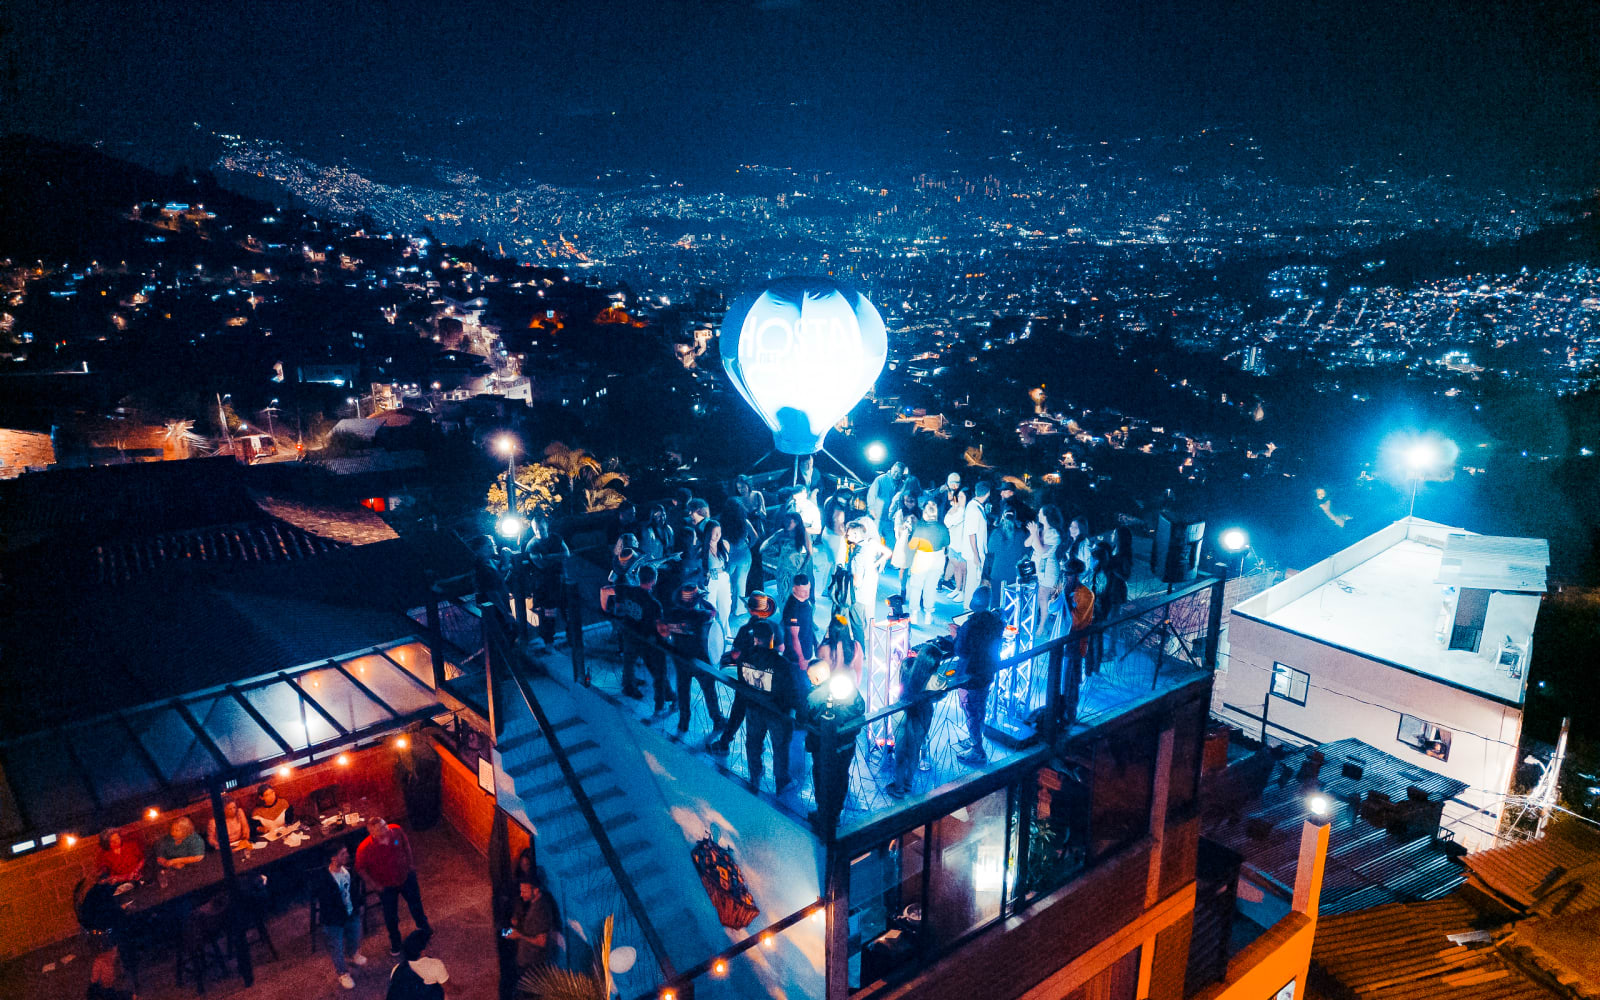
<box><xmin>517</xmin><ymin>914</ymin><xmax>615</xmax><ymax>1000</ymax></box>
<box><xmin>540</xmin><ymin>442</ymin><xmax>629</xmax><ymax>512</ymax></box>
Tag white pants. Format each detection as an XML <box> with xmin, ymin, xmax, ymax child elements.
<box><xmin>706</xmin><ymin>574</ymin><xmax>732</xmax><ymax>646</ymax></box>
<box><xmin>907</xmin><ymin>566</ymin><xmax>942</xmax><ymax>623</ymax></box>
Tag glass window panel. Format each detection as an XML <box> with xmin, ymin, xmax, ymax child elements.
<box><xmin>136</xmin><ymin>706</ymin><xmax>222</xmax><ymax>785</ymax></box>
<box><xmin>342</xmin><ymin>655</ymin><xmax>438</xmax><ymax>715</ymax></box>
<box><xmin>73</xmin><ymin>718</ymin><xmax>163</xmax><ymax>807</ymax></box>
<box><xmin>299</xmin><ymin>666</ymin><xmax>389</xmax><ymax>733</ymax></box>
<box><xmin>1</xmin><ymin>732</ymin><xmax>97</xmax><ymax>830</ymax></box>
<box><xmin>376</xmin><ymin>642</ymin><xmax>439</xmax><ymax>687</ymax></box>
<box><xmin>190</xmin><ymin>696</ymin><xmax>282</xmax><ymax>767</ymax></box>
<box><xmin>848</xmin><ymin>827</ymin><xmax>926</xmax><ymax>992</ymax></box>
<box><xmin>928</xmin><ymin>787</ymin><xmax>1009</xmax><ymax>947</ymax></box>
<box><xmin>242</xmin><ymin>683</ymin><xmax>320</xmax><ymax>750</ymax></box>
<box><xmin>1026</xmin><ymin>759</ymin><xmax>1091</xmax><ymax>901</ymax></box>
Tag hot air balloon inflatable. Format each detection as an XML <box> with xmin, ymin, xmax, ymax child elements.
<box><xmin>721</xmin><ymin>277</ymin><xmax>888</xmax><ymax>456</ymax></box>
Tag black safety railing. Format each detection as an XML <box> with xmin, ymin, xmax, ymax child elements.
<box><xmin>483</xmin><ymin>605</ymin><xmax>678</xmax><ymax>992</ymax></box>
<box><xmin>563</xmin><ymin>553</ymin><xmax>1222</xmax><ymax>840</ymax></box>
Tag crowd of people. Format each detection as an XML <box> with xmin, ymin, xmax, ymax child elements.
<box><xmin>577</xmin><ymin>458</ymin><xmax>1138</xmax><ymax>821</ymax></box>
<box><xmin>76</xmin><ymin>785</ymin><xmax>462</xmax><ymax>998</ymax></box>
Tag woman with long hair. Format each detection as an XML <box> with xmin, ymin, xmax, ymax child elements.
<box><xmin>889</xmin><ymin>476</ymin><xmax>923</xmax><ymax>596</ymax></box>
<box><xmin>702</xmin><ymin>518</ymin><xmax>733</xmax><ymax>643</ymax></box>
<box><xmin>941</xmin><ymin>486</ymin><xmax>969</xmax><ymax>595</ymax></box>
<box><xmin>905</xmin><ymin>496</ymin><xmax>951</xmax><ymax>625</ymax></box>
<box><xmin>760</xmin><ymin>510</ymin><xmax>814</xmax><ymax>604</ymax></box>
<box><xmin>1027</xmin><ymin>504</ymin><xmax>1065</xmax><ymax>632</ymax></box>
<box><xmin>1066</xmin><ymin>514</ymin><xmax>1094</xmax><ymax>568</ymax></box>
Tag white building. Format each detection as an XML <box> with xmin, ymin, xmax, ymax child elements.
<box><xmin>1212</xmin><ymin>517</ymin><xmax>1548</xmax><ymax>851</ymax></box>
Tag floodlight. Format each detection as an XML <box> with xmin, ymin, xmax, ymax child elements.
<box><xmin>1219</xmin><ymin>528</ymin><xmax>1248</xmax><ymax>553</ymax></box>
<box><xmin>1308</xmin><ymin>794</ymin><xmax>1331</xmax><ymax>817</ymax></box>
<box><xmin>865</xmin><ymin>441</ymin><xmax>888</xmax><ymax>464</ymax></box>
<box><xmin>498</xmin><ymin>514</ymin><xmax>525</xmax><ymax>539</ymax></box>
<box><xmin>1405</xmin><ymin>440</ymin><xmax>1440</xmax><ymax>472</ymax></box>
<box><xmin>829</xmin><ymin>671</ymin><xmax>856</xmax><ymax>703</ymax></box>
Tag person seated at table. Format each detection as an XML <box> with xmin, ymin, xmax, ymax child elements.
<box><xmin>206</xmin><ymin>799</ymin><xmax>250</xmax><ymax>850</ymax></box>
<box><xmin>250</xmin><ymin>784</ymin><xmax>293</xmax><ymax>835</ymax></box>
<box><xmin>97</xmin><ymin>829</ymin><xmax>144</xmax><ymax>884</ymax></box>
<box><xmin>155</xmin><ymin>817</ymin><xmax>205</xmax><ymax>869</ymax></box>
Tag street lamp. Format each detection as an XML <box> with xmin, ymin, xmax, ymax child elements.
<box><xmin>498</xmin><ymin>514</ymin><xmax>525</xmax><ymax>540</ymax></box>
<box><xmin>347</xmin><ymin>395</ymin><xmax>362</xmax><ymax>419</ymax></box>
<box><xmin>1404</xmin><ymin>440</ymin><xmax>1441</xmax><ymax>518</ymax></box>
<box><xmin>495</xmin><ymin>434</ymin><xmax>520</xmax><ymax>537</ymax></box>
<box><xmin>1219</xmin><ymin>527</ymin><xmax>1249</xmax><ymax>576</ymax></box>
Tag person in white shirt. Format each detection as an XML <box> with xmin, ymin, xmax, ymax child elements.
<box><xmin>317</xmin><ymin>844</ymin><xmax>369</xmax><ymax>990</ymax></box>
<box><xmin>843</xmin><ymin>518</ymin><xmax>890</xmax><ymax>643</ymax></box>
<box><xmin>961</xmin><ymin>482</ymin><xmax>991</xmax><ymax>606</ymax></box>
<box><xmin>402</xmin><ymin>928</ymin><xmax>449</xmax><ymax>987</ymax></box>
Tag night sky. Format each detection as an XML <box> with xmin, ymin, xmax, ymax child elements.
<box><xmin>7</xmin><ymin>0</ymin><xmax>1596</xmax><ymax>181</ymax></box>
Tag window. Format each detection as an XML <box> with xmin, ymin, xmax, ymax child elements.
<box><xmin>928</xmin><ymin>788</ymin><xmax>1010</xmax><ymax>947</ymax></box>
<box><xmin>1449</xmin><ymin>588</ymin><xmax>1490</xmax><ymax>652</ymax></box>
<box><xmin>1397</xmin><ymin>714</ymin><xmax>1452</xmax><ymax>762</ymax></box>
<box><xmin>1271</xmin><ymin>663</ymin><xmax>1308</xmax><ymax>706</ymax></box>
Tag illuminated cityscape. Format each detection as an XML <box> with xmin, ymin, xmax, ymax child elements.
<box><xmin>1</xmin><ymin>2</ymin><xmax>1597</xmax><ymax>999</ymax></box>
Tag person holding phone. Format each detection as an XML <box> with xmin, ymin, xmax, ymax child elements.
<box><xmin>506</xmin><ymin>878</ymin><xmax>556</xmax><ymax>978</ymax></box>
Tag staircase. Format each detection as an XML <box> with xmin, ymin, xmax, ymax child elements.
<box><xmin>496</xmin><ymin>671</ymin><xmax>721</xmax><ymax>996</ymax></box>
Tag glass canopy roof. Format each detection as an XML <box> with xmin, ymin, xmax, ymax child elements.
<box><xmin>0</xmin><ymin>639</ymin><xmax>450</xmax><ymax>841</ymax></box>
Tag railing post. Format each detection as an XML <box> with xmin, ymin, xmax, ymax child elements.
<box><xmin>425</xmin><ymin>592</ymin><xmax>447</xmax><ymax>690</ymax></box>
<box><xmin>819</xmin><ymin>712</ymin><xmax>840</xmax><ymax>840</ymax></box>
<box><xmin>1203</xmin><ymin>575</ymin><xmax>1225</xmax><ymax>670</ymax></box>
<box><xmin>1042</xmin><ymin>644</ymin><xmax>1065</xmax><ymax>743</ymax></box>
<box><xmin>565</xmin><ymin>580</ymin><xmax>587</xmax><ymax>685</ymax></box>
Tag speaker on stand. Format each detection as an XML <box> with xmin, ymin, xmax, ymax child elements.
<box><xmin>1133</xmin><ymin>513</ymin><xmax>1206</xmax><ymax>685</ymax></box>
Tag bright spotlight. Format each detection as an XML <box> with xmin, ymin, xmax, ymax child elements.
<box><xmin>494</xmin><ymin>434</ymin><xmax>517</xmax><ymax>457</ymax></box>
<box><xmin>829</xmin><ymin>671</ymin><xmax>856</xmax><ymax>703</ymax></box>
<box><xmin>498</xmin><ymin>514</ymin><xmax>525</xmax><ymax>539</ymax></box>
<box><xmin>1308</xmin><ymin>794</ymin><xmax>1331</xmax><ymax>817</ymax></box>
<box><xmin>1404</xmin><ymin>440</ymin><xmax>1440</xmax><ymax>472</ymax></box>
<box><xmin>865</xmin><ymin>441</ymin><xmax>887</xmax><ymax>465</ymax></box>
<box><xmin>1219</xmin><ymin>528</ymin><xmax>1248</xmax><ymax>553</ymax></box>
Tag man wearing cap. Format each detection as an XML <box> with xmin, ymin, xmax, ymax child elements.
<box><xmin>709</xmin><ymin>592</ymin><xmax>775</xmax><ymax>754</ymax></box>
<box><xmin>740</xmin><ymin>620</ymin><xmax>803</xmax><ymax>793</ymax></box>
<box><xmin>614</xmin><ymin>564</ymin><xmax>669</xmax><ymax>708</ymax></box>
<box><xmin>803</xmin><ymin>658</ymin><xmax>866</xmax><ymax>832</ymax></box>
<box><xmin>665</xmin><ymin>582</ymin><xmax>724</xmax><ymax>733</ymax></box>
<box><xmin>952</xmin><ymin>585</ymin><xmax>1005</xmax><ymax>766</ymax></box>
<box><xmin>782</xmin><ymin>574</ymin><xmax>818</xmax><ymax>668</ymax></box>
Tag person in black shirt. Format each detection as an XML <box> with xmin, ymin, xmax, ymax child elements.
<box><xmin>803</xmin><ymin>659</ymin><xmax>866</xmax><ymax>833</ymax></box>
<box><xmin>664</xmin><ymin>583</ymin><xmax>725</xmax><ymax>734</ymax></box>
<box><xmin>523</xmin><ymin>530</ymin><xmax>569</xmax><ymax>649</ymax></box>
<box><xmin>952</xmin><ymin>586</ymin><xmax>1005</xmax><ymax>766</ymax></box>
<box><xmin>709</xmin><ymin>593</ymin><xmax>775</xmax><ymax>754</ymax></box>
<box><xmin>614</xmin><ymin>565</ymin><xmax>670</xmax><ymax>709</ymax></box>
<box><xmin>886</xmin><ymin>641</ymin><xmax>946</xmax><ymax>798</ymax></box>
<box><xmin>782</xmin><ymin>574</ymin><xmax>818</xmax><ymax>667</ymax></box>
<box><xmin>739</xmin><ymin>621</ymin><xmax>802</xmax><ymax>793</ymax></box>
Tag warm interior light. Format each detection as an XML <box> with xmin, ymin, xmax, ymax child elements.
<box><xmin>760</xmin><ymin>932</ymin><xmax>775</xmax><ymax>950</ymax></box>
<box><xmin>64</xmin><ymin>835</ymin><xmax>78</xmax><ymax>847</ymax></box>
<box><xmin>660</xmin><ymin>991</ymin><xmax>676</xmax><ymax>1000</ymax></box>
<box><xmin>711</xmin><ymin>959</ymin><xmax>728</xmax><ymax>977</ymax></box>
<box><xmin>146</xmin><ymin>807</ymin><xmax>159</xmax><ymax>820</ymax></box>
<box><xmin>810</xmin><ymin>907</ymin><xmax>825</xmax><ymax>923</ymax></box>
<box><xmin>336</xmin><ymin>753</ymin><xmax>351</xmax><ymax>767</ymax></box>
<box><xmin>395</xmin><ymin>736</ymin><xmax>409</xmax><ymax>749</ymax></box>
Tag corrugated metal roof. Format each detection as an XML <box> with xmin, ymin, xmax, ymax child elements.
<box><xmin>1437</xmin><ymin>534</ymin><xmax>1550</xmax><ymax>592</ymax></box>
<box><xmin>1204</xmin><ymin>739</ymin><xmax>1468</xmax><ymax>915</ymax></box>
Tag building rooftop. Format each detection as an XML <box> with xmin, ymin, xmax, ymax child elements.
<box><xmin>1234</xmin><ymin>518</ymin><xmax>1546</xmax><ymax>705</ymax></box>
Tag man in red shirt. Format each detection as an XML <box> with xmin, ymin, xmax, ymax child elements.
<box><xmin>355</xmin><ymin>815</ymin><xmax>431</xmax><ymax>956</ymax></box>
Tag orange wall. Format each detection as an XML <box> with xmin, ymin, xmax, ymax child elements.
<box><xmin>1189</xmin><ymin>911</ymin><xmax>1313</xmax><ymax>1000</ymax></box>
<box><xmin>0</xmin><ymin>744</ymin><xmax>405</xmax><ymax>962</ymax></box>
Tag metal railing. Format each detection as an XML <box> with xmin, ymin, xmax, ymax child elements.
<box><xmin>483</xmin><ymin>606</ymin><xmax>679</xmax><ymax>985</ymax></box>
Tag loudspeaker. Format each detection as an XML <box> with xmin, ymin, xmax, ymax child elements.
<box><xmin>1152</xmin><ymin>512</ymin><xmax>1205</xmax><ymax>584</ymax></box>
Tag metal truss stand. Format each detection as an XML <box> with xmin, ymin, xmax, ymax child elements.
<box><xmin>1127</xmin><ymin>589</ymin><xmax>1196</xmax><ymax>690</ymax></box>
<box><xmin>985</xmin><ymin>583</ymin><xmax>1039</xmax><ymax>747</ymax></box>
<box><xmin>866</xmin><ymin>616</ymin><xmax>911</xmax><ymax>759</ymax></box>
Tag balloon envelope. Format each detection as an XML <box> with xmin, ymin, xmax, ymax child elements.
<box><xmin>721</xmin><ymin>277</ymin><xmax>888</xmax><ymax>455</ymax></box>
